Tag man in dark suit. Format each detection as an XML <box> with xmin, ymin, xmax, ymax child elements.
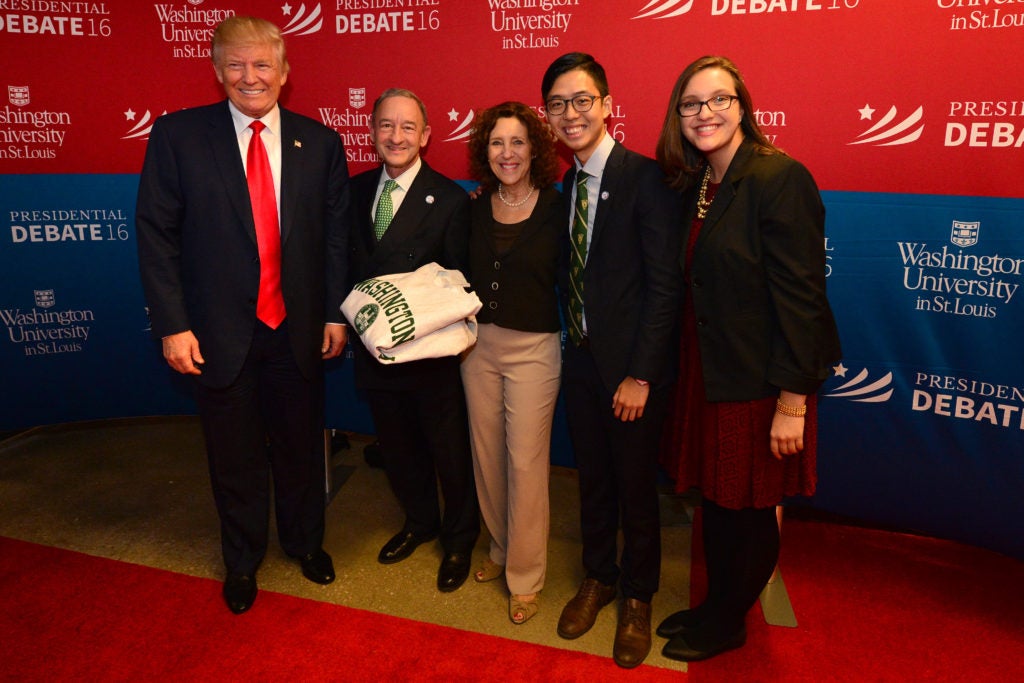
<box><xmin>346</xmin><ymin>89</ymin><xmax>478</xmax><ymax>592</ymax></box>
<box><xmin>135</xmin><ymin>16</ymin><xmax>349</xmax><ymax>614</ymax></box>
<box><xmin>541</xmin><ymin>53</ymin><xmax>682</xmax><ymax>668</ymax></box>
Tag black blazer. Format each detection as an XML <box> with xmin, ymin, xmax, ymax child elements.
<box><xmin>346</xmin><ymin>160</ymin><xmax>470</xmax><ymax>390</ymax></box>
<box><xmin>559</xmin><ymin>142</ymin><xmax>683</xmax><ymax>391</ymax></box>
<box><xmin>685</xmin><ymin>141</ymin><xmax>841</xmax><ymax>401</ymax></box>
<box><xmin>136</xmin><ymin>100</ymin><xmax>350</xmax><ymax>388</ymax></box>
<box><xmin>468</xmin><ymin>185</ymin><xmax>562</xmax><ymax>333</ymax></box>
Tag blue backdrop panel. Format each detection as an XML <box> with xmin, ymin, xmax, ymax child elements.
<box><xmin>816</xmin><ymin>191</ymin><xmax>1024</xmax><ymax>559</ymax></box>
<box><xmin>1</xmin><ymin>175</ymin><xmax>195</xmax><ymax>423</ymax></box>
<box><xmin>3</xmin><ymin>176</ymin><xmax>1022</xmax><ymax>559</ymax></box>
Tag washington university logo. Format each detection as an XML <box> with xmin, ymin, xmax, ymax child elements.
<box><xmin>34</xmin><ymin>290</ymin><xmax>55</xmax><ymax>309</ymax></box>
<box><xmin>849</xmin><ymin>103</ymin><xmax>925</xmax><ymax>146</ymax></box>
<box><xmin>282</xmin><ymin>3</ymin><xmax>324</xmax><ymax>36</ymax></box>
<box><xmin>632</xmin><ymin>0</ymin><xmax>694</xmax><ymax>19</ymax></box>
<box><xmin>9</xmin><ymin>86</ymin><xmax>30</xmax><ymax>107</ymax></box>
<box><xmin>951</xmin><ymin>221</ymin><xmax>980</xmax><ymax>248</ymax></box>
<box><xmin>349</xmin><ymin>88</ymin><xmax>366</xmax><ymax>110</ymax></box>
<box><xmin>353</xmin><ymin>304</ymin><xmax>379</xmax><ymax>335</ymax></box>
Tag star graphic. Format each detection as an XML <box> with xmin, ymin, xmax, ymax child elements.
<box><xmin>857</xmin><ymin>104</ymin><xmax>875</xmax><ymax>120</ymax></box>
<box><xmin>448</xmin><ymin>108</ymin><xmax>459</xmax><ymax>122</ymax></box>
<box><xmin>124</xmin><ymin>108</ymin><xmax>136</xmax><ymax>121</ymax></box>
<box><xmin>833</xmin><ymin>362</ymin><xmax>848</xmax><ymax>378</ymax></box>
<box><xmin>282</xmin><ymin>3</ymin><xmax>292</xmax><ymax>16</ymax></box>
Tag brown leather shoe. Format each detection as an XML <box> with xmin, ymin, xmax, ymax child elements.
<box><xmin>613</xmin><ymin>598</ymin><xmax>652</xmax><ymax>669</ymax></box>
<box><xmin>557</xmin><ymin>578</ymin><xmax>616</xmax><ymax>639</ymax></box>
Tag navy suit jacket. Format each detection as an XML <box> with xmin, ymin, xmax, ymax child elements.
<box><xmin>685</xmin><ymin>141</ymin><xmax>841</xmax><ymax>401</ymax></box>
<box><xmin>136</xmin><ymin>100</ymin><xmax>350</xmax><ymax>388</ymax></box>
<box><xmin>559</xmin><ymin>142</ymin><xmax>684</xmax><ymax>392</ymax></box>
<box><xmin>346</xmin><ymin>160</ymin><xmax>470</xmax><ymax>391</ymax></box>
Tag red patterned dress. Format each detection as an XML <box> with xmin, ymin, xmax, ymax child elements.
<box><xmin>660</xmin><ymin>182</ymin><xmax>818</xmax><ymax>510</ymax></box>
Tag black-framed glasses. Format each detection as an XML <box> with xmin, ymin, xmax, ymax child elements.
<box><xmin>545</xmin><ymin>94</ymin><xmax>601</xmax><ymax>117</ymax></box>
<box><xmin>677</xmin><ymin>95</ymin><xmax>738</xmax><ymax>117</ymax></box>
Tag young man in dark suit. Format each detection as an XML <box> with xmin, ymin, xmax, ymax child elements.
<box><xmin>541</xmin><ymin>53</ymin><xmax>682</xmax><ymax>668</ymax></box>
<box><xmin>136</xmin><ymin>16</ymin><xmax>349</xmax><ymax>614</ymax></box>
<box><xmin>346</xmin><ymin>89</ymin><xmax>478</xmax><ymax>592</ymax></box>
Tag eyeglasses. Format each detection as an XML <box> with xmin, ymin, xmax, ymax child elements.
<box><xmin>545</xmin><ymin>94</ymin><xmax>602</xmax><ymax>117</ymax></box>
<box><xmin>677</xmin><ymin>95</ymin><xmax>738</xmax><ymax>117</ymax></box>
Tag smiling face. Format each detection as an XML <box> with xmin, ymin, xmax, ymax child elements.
<box><xmin>487</xmin><ymin>116</ymin><xmax>533</xmax><ymax>191</ymax></box>
<box><xmin>214</xmin><ymin>41</ymin><xmax>287</xmax><ymax>119</ymax></box>
<box><xmin>371</xmin><ymin>95</ymin><xmax>431</xmax><ymax>178</ymax></box>
<box><xmin>679</xmin><ymin>66</ymin><xmax>745</xmax><ymax>172</ymax></box>
<box><xmin>545</xmin><ymin>69</ymin><xmax>611</xmax><ymax>165</ymax></box>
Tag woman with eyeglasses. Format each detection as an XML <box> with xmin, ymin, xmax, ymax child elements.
<box><xmin>653</xmin><ymin>56</ymin><xmax>841</xmax><ymax>661</ymax></box>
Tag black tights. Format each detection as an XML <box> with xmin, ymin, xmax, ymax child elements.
<box><xmin>695</xmin><ymin>498</ymin><xmax>780</xmax><ymax>639</ymax></box>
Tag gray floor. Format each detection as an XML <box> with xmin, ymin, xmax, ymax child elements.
<box><xmin>0</xmin><ymin>416</ymin><xmax>702</xmax><ymax>673</ymax></box>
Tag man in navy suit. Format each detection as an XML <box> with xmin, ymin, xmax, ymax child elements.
<box><xmin>346</xmin><ymin>89</ymin><xmax>478</xmax><ymax>593</ymax></box>
<box><xmin>542</xmin><ymin>53</ymin><xmax>682</xmax><ymax>668</ymax></box>
<box><xmin>135</xmin><ymin>16</ymin><xmax>349</xmax><ymax>614</ymax></box>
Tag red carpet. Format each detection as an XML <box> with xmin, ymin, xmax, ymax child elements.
<box><xmin>0</xmin><ymin>537</ymin><xmax>677</xmax><ymax>682</ymax></box>
<box><xmin>685</xmin><ymin>516</ymin><xmax>1024</xmax><ymax>682</ymax></box>
<box><xmin>2</xmin><ymin>522</ymin><xmax>1022</xmax><ymax>682</ymax></box>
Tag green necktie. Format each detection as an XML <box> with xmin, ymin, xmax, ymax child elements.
<box><xmin>568</xmin><ymin>170</ymin><xmax>590</xmax><ymax>346</ymax></box>
<box><xmin>374</xmin><ymin>179</ymin><xmax>398</xmax><ymax>240</ymax></box>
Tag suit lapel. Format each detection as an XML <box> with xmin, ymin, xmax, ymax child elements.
<box><xmin>352</xmin><ymin>170</ymin><xmax>379</xmax><ymax>256</ymax></box>
<box><xmin>374</xmin><ymin>162</ymin><xmax>436</xmax><ymax>264</ymax></box>
<box><xmin>693</xmin><ymin>142</ymin><xmax>753</xmax><ymax>253</ymax></box>
<box><xmin>207</xmin><ymin>102</ymin><xmax>255</xmax><ymax>245</ymax></box>
<box><xmin>588</xmin><ymin>142</ymin><xmax>626</xmax><ymax>256</ymax></box>
<box><xmin>279</xmin><ymin>108</ymin><xmax>300</xmax><ymax>246</ymax></box>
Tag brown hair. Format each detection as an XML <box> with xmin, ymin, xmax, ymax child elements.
<box><xmin>656</xmin><ymin>55</ymin><xmax>783</xmax><ymax>190</ymax></box>
<box><xmin>467</xmin><ymin>101</ymin><xmax>559</xmax><ymax>193</ymax></box>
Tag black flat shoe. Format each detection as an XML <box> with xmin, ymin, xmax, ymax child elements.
<box><xmin>378</xmin><ymin>530</ymin><xmax>438</xmax><ymax>565</ymax></box>
<box><xmin>299</xmin><ymin>548</ymin><xmax>335</xmax><ymax>584</ymax></box>
<box><xmin>662</xmin><ymin>626</ymin><xmax>747</xmax><ymax>662</ymax></box>
<box><xmin>437</xmin><ymin>553</ymin><xmax>471</xmax><ymax>592</ymax></box>
<box><xmin>223</xmin><ymin>574</ymin><xmax>257</xmax><ymax>614</ymax></box>
<box><xmin>656</xmin><ymin>605</ymin><xmax>706</xmax><ymax>638</ymax></box>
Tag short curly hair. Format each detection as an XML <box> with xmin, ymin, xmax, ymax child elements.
<box><xmin>467</xmin><ymin>101</ymin><xmax>559</xmax><ymax>193</ymax></box>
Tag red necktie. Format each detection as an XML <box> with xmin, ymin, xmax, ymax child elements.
<box><xmin>247</xmin><ymin>120</ymin><xmax>286</xmax><ymax>329</ymax></box>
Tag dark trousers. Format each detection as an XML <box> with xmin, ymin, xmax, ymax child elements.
<box><xmin>367</xmin><ymin>376</ymin><xmax>479</xmax><ymax>554</ymax></box>
<box><xmin>562</xmin><ymin>342</ymin><xmax>668</xmax><ymax>602</ymax></box>
<box><xmin>194</xmin><ymin>321</ymin><xmax>325</xmax><ymax>576</ymax></box>
<box><xmin>698</xmin><ymin>498</ymin><xmax>780</xmax><ymax>637</ymax></box>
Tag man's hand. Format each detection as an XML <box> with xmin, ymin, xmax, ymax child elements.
<box><xmin>322</xmin><ymin>324</ymin><xmax>348</xmax><ymax>359</ymax></box>
<box><xmin>612</xmin><ymin>377</ymin><xmax>649</xmax><ymax>422</ymax></box>
<box><xmin>162</xmin><ymin>330</ymin><xmax>204</xmax><ymax>375</ymax></box>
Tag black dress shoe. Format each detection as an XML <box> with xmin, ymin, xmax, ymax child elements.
<box><xmin>437</xmin><ymin>553</ymin><xmax>471</xmax><ymax>592</ymax></box>
<box><xmin>378</xmin><ymin>530</ymin><xmax>437</xmax><ymax>565</ymax></box>
<box><xmin>662</xmin><ymin>626</ymin><xmax>747</xmax><ymax>662</ymax></box>
<box><xmin>656</xmin><ymin>605</ymin><xmax>706</xmax><ymax>639</ymax></box>
<box><xmin>223</xmin><ymin>574</ymin><xmax>257</xmax><ymax>614</ymax></box>
<box><xmin>299</xmin><ymin>548</ymin><xmax>335</xmax><ymax>584</ymax></box>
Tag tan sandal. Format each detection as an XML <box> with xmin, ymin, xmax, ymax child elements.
<box><xmin>509</xmin><ymin>594</ymin><xmax>539</xmax><ymax>624</ymax></box>
<box><xmin>473</xmin><ymin>558</ymin><xmax>504</xmax><ymax>583</ymax></box>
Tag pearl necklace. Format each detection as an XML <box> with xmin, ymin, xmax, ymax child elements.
<box><xmin>696</xmin><ymin>166</ymin><xmax>713</xmax><ymax>220</ymax></box>
<box><xmin>497</xmin><ymin>183</ymin><xmax>536</xmax><ymax>208</ymax></box>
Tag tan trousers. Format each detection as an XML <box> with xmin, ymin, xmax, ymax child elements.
<box><xmin>460</xmin><ymin>324</ymin><xmax>561</xmax><ymax>596</ymax></box>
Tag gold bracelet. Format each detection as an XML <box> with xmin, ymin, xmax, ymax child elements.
<box><xmin>776</xmin><ymin>399</ymin><xmax>807</xmax><ymax>417</ymax></box>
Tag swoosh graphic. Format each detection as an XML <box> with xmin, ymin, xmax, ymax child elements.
<box><xmin>444</xmin><ymin>111</ymin><xmax>475</xmax><ymax>142</ymax></box>
<box><xmin>632</xmin><ymin>0</ymin><xmax>694</xmax><ymax>19</ymax></box>
<box><xmin>849</xmin><ymin>106</ymin><xmax>924</xmax><ymax>146</ymax></box>
<box><xmin>826</xmin><ymin>370</ymin><xmax>894</xmax><ymax>402</ymax></box>
<box><xmin>283</xmin><ymin>4</ymin><xmax>323</xmax><ymax>36</ymax></box>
